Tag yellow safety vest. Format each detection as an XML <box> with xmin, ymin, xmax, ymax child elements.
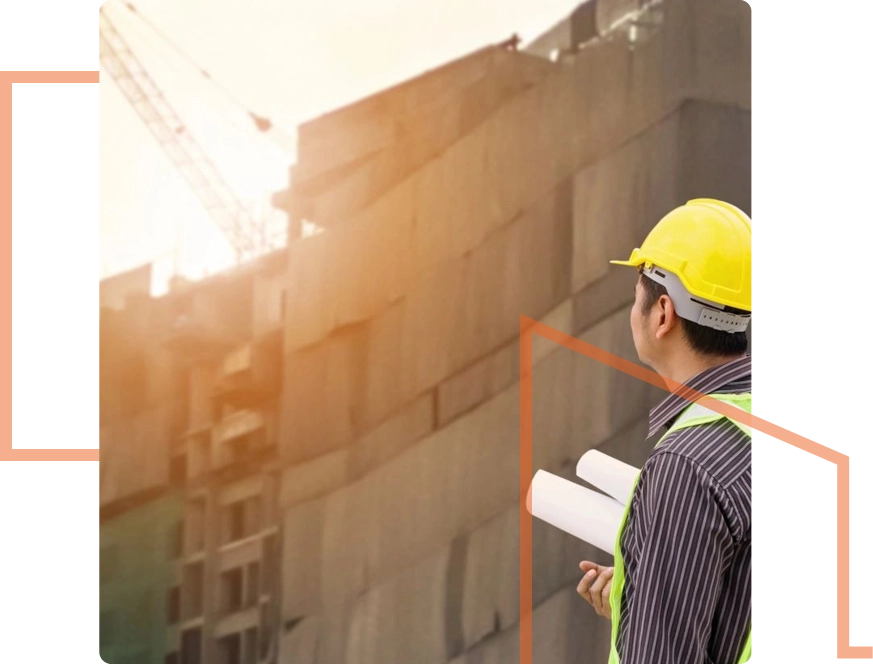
<box><xmin>607</xmin><ymin>393</ymin><xmax>752</xmax><ymax>664</ymax></box>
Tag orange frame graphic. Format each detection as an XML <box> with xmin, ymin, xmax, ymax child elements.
<box><xmin>1</xmin><ymin>71</ymin><xmax>99</xmax><ymax>462</ymax></box>
<box><xmin>518</xmin><ymin>314</ymin><xmax>871</xmax><ymax>661</ymax></box>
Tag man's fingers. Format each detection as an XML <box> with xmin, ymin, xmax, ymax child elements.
<box><xmin>589</xmin><ymin>568</ymin><xmax>614</xmax><ymax>617</ymax></box>
<box><xmin>589</xmin><ymin>568</ymin><xmax>609</xmax><ymax>613</ymax></box>
<box><xmin>576</xmin><ymin>569</ymin><xmax>597</xmax><ymax>603</ymax></box>
<box><xmin>576</xmin><ymin>561</ymin><xmax>614</xmax><ymax>619</ymax></box>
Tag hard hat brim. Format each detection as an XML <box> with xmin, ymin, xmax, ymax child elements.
<box><xmin>609</xmin><ymin>247</ymin><xmax>644</xmax><ymax>267</ymax></box>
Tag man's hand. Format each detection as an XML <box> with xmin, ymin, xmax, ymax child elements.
<box><xmin>577</xmin><ymin>561</ymin><xmax>614</xmax><ymax>619</ymax></box>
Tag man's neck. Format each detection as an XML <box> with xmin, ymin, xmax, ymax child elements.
<box><xmin>656</xmin><ymin>352</ymin><xmax>745</xmax><ymax>386</ymax></box>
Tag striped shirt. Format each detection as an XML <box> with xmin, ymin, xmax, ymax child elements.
<box><xmin>616</xmin><ymin>354</ymin><xmax>751</xmax><ymax>664</ymax></box>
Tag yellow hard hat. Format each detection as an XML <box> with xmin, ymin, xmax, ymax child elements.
<box><xmin>610</xmin><ymin>198</ymin><xmax>751</xmax><ymax>313</ymax></box>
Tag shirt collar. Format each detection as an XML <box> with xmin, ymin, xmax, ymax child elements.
<box><xmin>647</xmin><ymin>354</ymin><xmax>752</xmax><ymax>438</ymax></box>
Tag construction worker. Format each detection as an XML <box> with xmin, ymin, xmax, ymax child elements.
<box><xmin>576</xmin><ymin>199</ymin><xmax>752</xmax><ymax>664</ymax></box>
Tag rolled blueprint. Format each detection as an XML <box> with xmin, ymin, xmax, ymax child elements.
<box><xmin>528</xmin><ymin>470</ymin><xmax>625</xmax><ymax>554</ymax></box>
<box><xmin>576</xmin><ymin>450</ymin><xmax>640</xmax><ymax>506</ymax></box>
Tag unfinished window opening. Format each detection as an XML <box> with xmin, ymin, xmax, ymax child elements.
<box><xmin>219</xmin><ymin>567</ymin><xmax>244</xmax><ymax>615</ymax></box>
<box><xmin>180</xmin><ymin>627</ymin><xmax>202</xmax><ymax>664</ymax></box>
<box><xmin>185</xmin><ymin>498</ymin><xmax>207</xmax><ymax>554</ymax></box>
<box><xmin>259</xmin><ymin>604</ymin><xmax>272</xmax><ymax>660</ymax></box>
<box><xmin>166</xmin><ymin>586</ymin><xmax>181</xmax><ymax>625</ymax></box>
<box><xmin>222</xmin><ymin>423</ymin><xmax>268</xmax><ymax>465</ymax></box>
<box><xmin>243</xmin><ymin>628</ymin><xmax>257</xmax><ymax>664</ymax></box>
<box><xmin>245</xmin><ymin>562</ymin><xmax>260</xmax><ymax>607</ymax></box>
<box><xmin>262</xmin><ymin>532</ymin><xmax>278</xmax><ymax>588</ymax></box>
<box><xmin>244</xmin><ymin>497</ymin><xmax>261</xmax><ymax>538</ymax></box>
<box><xmin>226</xmin><ymin>501</ymin><xmax>245</xmax><ymax>542</ymax></box>
<box><xmin>217</xmin><ymin>632</ymin><xmax>241</xmax><ymax>664</ymax></box>
<box><xmin>222</xmin><ymin>497</ymin><xmax>260</xmax><ymax>544</ymax></box>
<box><xmin>181</xmin><ymin>562</ymin><xmax>204</xmax><ymax>620</ymax></box>
<box><xmin>168</xmin><ymin>520</ymin><xmax>183</xmax><ymax>560</ymax></box>
<box><xmin>227</xmin><ymin>434</ymin><xmax>254</xmax><ymax>463</ymax></box>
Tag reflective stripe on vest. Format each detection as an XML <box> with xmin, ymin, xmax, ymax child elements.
<box><xmin>607</xmin><ymin>392</ymin><xmax>752</xmax><ymax>664</ymax></box>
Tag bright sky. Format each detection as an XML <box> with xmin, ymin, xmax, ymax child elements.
<box><xmin>100</xmin><ymin>0</ymin><xmax>581</xmax><ymax>292</ymax></box>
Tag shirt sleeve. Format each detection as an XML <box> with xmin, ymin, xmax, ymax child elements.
<box><xmin>619</xmin><ymin>451</ymin><xmax>736</xmax><ymax>664</ymax></box>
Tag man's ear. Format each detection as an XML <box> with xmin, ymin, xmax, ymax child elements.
<box><xmin>655</xmin><ymin>295</ymin><xmax>680</xmax><ymax>339</ymax></box>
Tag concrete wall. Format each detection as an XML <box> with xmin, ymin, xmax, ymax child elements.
<box><xmin>271</xmin><ymin>0</ymin><xmax>750</xmax><ymax>661</ymax></box>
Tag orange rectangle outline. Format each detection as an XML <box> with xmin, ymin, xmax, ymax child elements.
<box><xmin>519</xmin><ymin>314</ymin><xmax>871</xmax><ymax>661</ymax></box>
<box><xmin>1</xmin><ymin>71</ymin><xmax>100</xmax><ymax>461</ymax></box>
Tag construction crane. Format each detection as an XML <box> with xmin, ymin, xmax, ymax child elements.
<box><xmin>99</xmin><ymin>8</ymin><xmax>271</xmax><ymax>262</ymax></box>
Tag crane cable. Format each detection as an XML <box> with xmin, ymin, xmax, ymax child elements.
<box><xmin>122</xmin><ymin>1</ymin><xmax>294</xmax><ymax>150</ymax></box>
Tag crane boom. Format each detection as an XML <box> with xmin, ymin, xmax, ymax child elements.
<box><xmin>99</xmin><ymin>9</ymin><xmax>265</xmax><ymax>261</ymax></box>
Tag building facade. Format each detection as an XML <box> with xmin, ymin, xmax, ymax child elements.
<box><xmin>100</xmin><ymin>0</ymin><xmax>750</xmax><ymax>661</ymax></box>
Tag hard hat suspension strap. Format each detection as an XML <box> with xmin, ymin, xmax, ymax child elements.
<box><xmin>642</xmin><ymin>264</ymin><xmax>750</xmax><ymax>333</ymax></box>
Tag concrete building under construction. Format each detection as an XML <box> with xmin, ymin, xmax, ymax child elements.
<box><xmin>99</xmin><ymin>0</ymin><xmax>750</xmax><ymax>662</ymax></box>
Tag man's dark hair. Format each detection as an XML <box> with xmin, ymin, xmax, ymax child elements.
<box><xmin>638</xmin><ymin>274</ymin><xmax>748</xmax><ymax>357</ymax></box>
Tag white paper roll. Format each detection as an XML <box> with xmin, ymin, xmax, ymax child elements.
<box><xmin>576</xmin><ymin>450</ymin><xmax>640</xmax><ymax>506</ymax></box>
<box><xmin>528</xmin><ymin>470</ymin><xmax>625</xmax><ymax>554</ymax></box>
